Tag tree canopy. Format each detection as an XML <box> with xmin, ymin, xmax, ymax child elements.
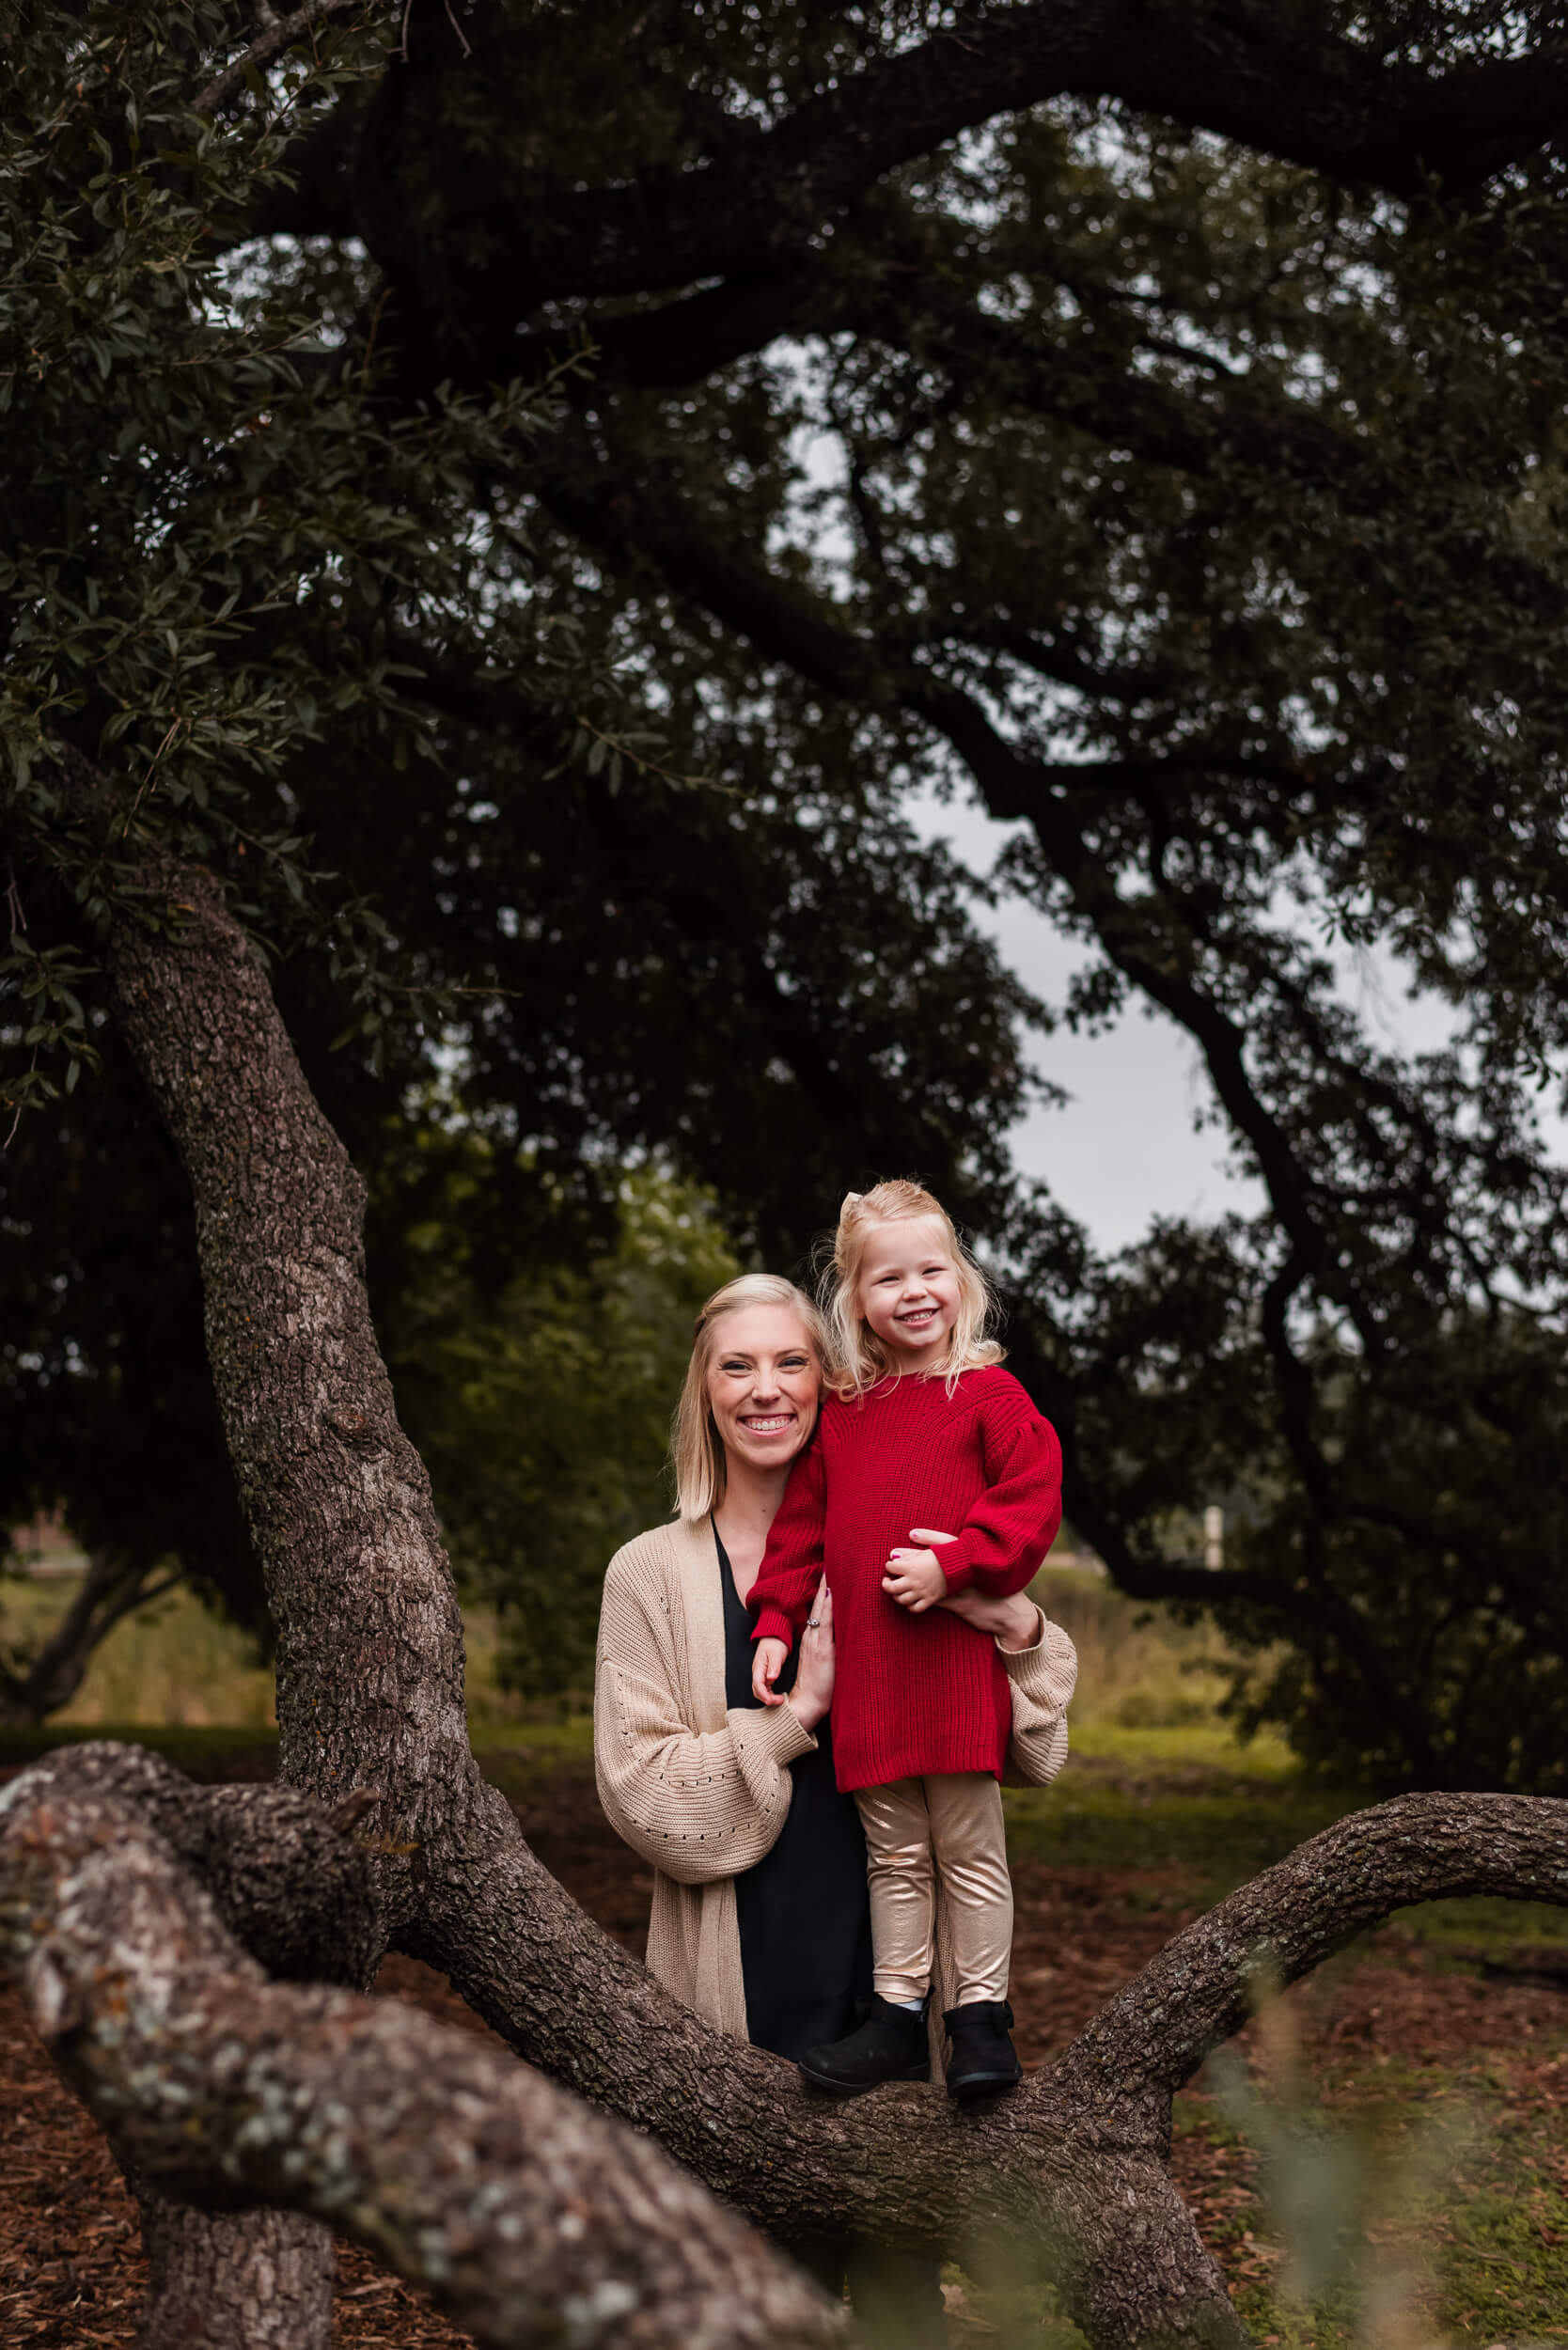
<box><xmin>7</xmin><ymin>0</ymin><xmax>1568</xmax><ymax>1781</ymax></box>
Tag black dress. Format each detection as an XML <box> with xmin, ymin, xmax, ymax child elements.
<box><xmin>717</xmin><ymin>1529</ymin><xmax>945</xmax><ymax>2347</ymax></box>
<box><xmin>719</xmin><ymin>1528</ymin><xmax>874</xmax><ymax>2060</ymax></box>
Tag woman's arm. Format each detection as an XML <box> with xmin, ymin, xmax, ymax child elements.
<box><xmin>595</xmin><ymin>1654</ymin><xmax>819</xmax><ymax>1884</ymax></box>
<box><xmin>942</xmin><ymin>1582</ymin><xmax>1042</xmax><ymax>1651</ymax></box>
<box><xmin>593</xmin><ymin>1553</ymin><xmax>834</xmax><ymax>1887</ymax></box>
<box><xmin>997</xmin><ymin>1604</ymin><xmax>1077</xmax><ymax>1788</ymax></box>
<box><xmin>917</xmin><ymin>1531</ymin><xmax>1042</xmax><ymax>1650</ymax></box>
<box><xmin>921</xmin><ymin>1531</ymin><xmax>1076</xmax><ymax>1786</ymax></box>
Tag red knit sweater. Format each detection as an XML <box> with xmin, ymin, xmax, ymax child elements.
<box><xmin>748</xmin><ymin>1368</ymin><xmax>1063</xmax><ymax>1793</ymax></box>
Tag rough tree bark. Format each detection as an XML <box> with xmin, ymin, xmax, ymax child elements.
<box><xmin>0</xmin><ymin>1756</ymin><xmax>840</xmax><ymax>2350</ymax></box>
<box><xmin>49</xmin><ymin>843</ymin><xmax>1560</xmax><ymax>2350</ymax></box>
<box><xmin>20</xmin><ymin>1738</ymin><xmax>384</xmax><ymax>2350</ymax></box>
<box><xmin>94</xmin><ymin>852</ymin><xmax>1243</xmax><ymax>2347</ymax></box>
<box><xmin>12</xmin><ymin>1745</ymin><xmax>1568</xmax><ymax>2350</ymax></box>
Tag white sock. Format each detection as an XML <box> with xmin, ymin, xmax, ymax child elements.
<box><xmin>885</xmin><ymin>1996</ymin><xmax>924</xmax><ymax>2011</ymax></box>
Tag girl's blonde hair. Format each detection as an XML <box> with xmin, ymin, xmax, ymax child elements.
<box><xmin>822</xmin><ymin>1179</ymin><xmax>1004</xmax><ymax>1398</ymax></box>
<box><xmin>670</xmin><ymin>1274</ymin><xmax>830</xmax><ymax>1521</ymax></box>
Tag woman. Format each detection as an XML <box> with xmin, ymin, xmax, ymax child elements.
<box><xmin>593</xmin><ymin>1273</ymin><xmax>1076</xmax><ymax>2326</ymax></box>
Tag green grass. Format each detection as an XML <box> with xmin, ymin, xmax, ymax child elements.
<box><xmin>1006</xmin><ymin>1769</ymin><xmax>1356</xmax><ymax>1901</ymax></box>
<box><xmin>1028</xmin><ymin>1563</ymin><xmax>1245</xmax><ymax>1733</ymax></box>
<box><xmin>0</xmin><ymin>1719</ymin><xmax>282</xmax><ymax>1778</ymax></box>
<box><xmin>1005</xmin><ymin>1714</ymin><xmax>1357</xmax><ymax>1904</ymax></box>
<box><xmin>0</xmin><ymin>1565</ymin><xmax>564</xmax><ymax>1738</ymax></box>
<box><xmin>11</xmin><ymin>1550</ymin><xmax>1568</xmax><ymax>2345</ymax></box>
<box><xmin>1173</xmin><ymin>2039</ymin><xmax>1568</xmax><ymax>2349</ymax></box>
<box><xmin>1</xmin><ymin>1574</ymin><xmax>276</xmax><ymax>1728</ymax></box>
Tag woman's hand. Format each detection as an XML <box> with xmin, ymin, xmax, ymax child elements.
<box><xmin>752</xmin><ymin>1636</ymin><xmax>790</xmax><ymax>1706</ymax></box>
<box><xmin>787</xmin><ymin>1576</ymin><xmax>834</xmax><ymax>1731</ymax></box>
<box><xmin>943</xmin><ymin>1586</ymin><xmax>1043</xmax><ymax>1652</ymax></box>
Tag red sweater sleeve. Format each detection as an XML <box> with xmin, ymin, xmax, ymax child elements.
<box><xmin>747</xmin><ymin>1438</ymin><xmax>827</xmax><ymax>1647</ymax></box>
<box><xmin>938</xmin><ymin>1396</ymin><xmax>1063</xmax><ymax>1598</ymax></box>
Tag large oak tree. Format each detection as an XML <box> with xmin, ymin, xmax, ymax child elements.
<box><xmin>10</xmin><ymin>0</ymin><xmax>1568</xmax><ymax>1777</ymax></box>
<box><xmin>8</xmin><ymin>5</ymin><xmax>1568</xmax><ymax>2344</ymax></box>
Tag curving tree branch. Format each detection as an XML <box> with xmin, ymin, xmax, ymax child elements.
<box><xmin>533</xmin><ymin>465</ymin><xmax>1378</xmax><ymax>1344</ymax></box>
<box><xmin>193</xmin><ymin>0</ymin><xmax>386</xmax><ymax>118</ymax></box>
<box><xmin>321</xmin><ymin>5</ymin><xmax>1568</xmax><ymax>311</ymax></box>
<box><xmin>0</xmin><ymin>1549</ymin><xmax>182</xmax><ymax>1728</ymax></box>
<box><xmin>93</xmin><ymin>795</ymin><xmax>1251</xmax><ymax>2349</ymax></box>
<box><xmin>11</xmin><ymin>1740</ymin><xmax>1568</xmax><ymax>2350</ymax></box>
<box><xmin>1072</xmin><ymin>1790</ymin><xmax>1568</xmax><ymax>2100</ymax></box>
<box><xmin>0</xmin><ymin>1766</ymin><xmax>842</xmax><ymax>2350</ymax></box>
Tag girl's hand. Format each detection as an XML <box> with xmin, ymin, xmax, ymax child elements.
<box><xmin>883</xmin><ymin>1542</ymin><xmax>949</xmax><ymax>1612</ymax></box>
<box><xmin>752</xmin><ymin>1636</ymin><xmax>790</xmax><ymax>1705</ymax></box>
<box><xmin>916</xmin><ymin>1527</ymin><xmax>1042</xmax><ymax>1650</ymax></box>
<box><xmin>787</xmin><ymin>1577</ymin><xmax>834</xmax><ymax>1731</ymax></box>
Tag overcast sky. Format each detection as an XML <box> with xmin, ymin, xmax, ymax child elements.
<box><xmin>914</xmin><ymin>789</ymin><xmax>1483</xmax><ymax>1255</ymax></box>
<box><xmin>788</xmin><ymin>411</ymin><xmax>1555</xmax><ymax>1254</ymax></box>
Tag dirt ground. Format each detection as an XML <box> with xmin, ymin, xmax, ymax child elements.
<box><xmin>5</xmin><ymin>1757</ymin><xmax>1568</xmax><ymax>2348</ymax></box>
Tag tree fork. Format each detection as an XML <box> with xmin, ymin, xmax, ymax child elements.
<box><xmin>8</xmin><ymin>1740</ymin><xmax>385</xmax><ymax>2350</ymax></box>
<box><xmin>0</xmin><ymin>1547</ymin><xmax>182</xmax><ymax>1729</ymax></box>
<box><xmin>92</xmin><ymin>846</ymin><xmax>1568</xmax><ymax>2348</ymax></box>
<box><xmin>97</xmin><ymin>849</ymin><xmax>1256</xmax><ymax>2344</ymax></box>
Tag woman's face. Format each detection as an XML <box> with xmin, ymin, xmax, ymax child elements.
<box><xmin>706</xmin><ymin>1303</ymin><xmax>821</xmax><ymax>1477</ymax></box>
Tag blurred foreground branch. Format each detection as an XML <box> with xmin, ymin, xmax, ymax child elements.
<box><xmin>0</xmin><ymin>1748</ymin><xmax>840</xmax><ymax>2350</ymax></box>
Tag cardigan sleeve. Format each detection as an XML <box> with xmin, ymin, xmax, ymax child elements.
<box><xmin>594</xmin><ymin>1551</ymin><xmax>818</xmax><ymax>1887</ymax></box>
<box><xmin>746</xmin><ymin>1437</ymin><xmax>828</xmax><ymax>1649</ymax></box>
<box><xmin>938</xmin><ymin>1390</ymin><xmax>1063</xmax><ymax>1597</ymax></box>
<box><xmin>998</xmin><ymin>1604</ymin><xmax>1077</xmax><ymax>1789</ymax></box>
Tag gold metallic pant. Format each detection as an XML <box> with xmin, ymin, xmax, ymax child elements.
<box><xmin>854</xmin><ymin>1773</ymin><xmax>1012</xmax><ymax>2007</ymax></box>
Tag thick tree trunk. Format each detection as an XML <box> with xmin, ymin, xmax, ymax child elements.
<box><xmin>87</xmin><ymin>852</ymin><xmax>1568</xmax><ymax>2350</ymax></box>
<box><xmin>130</xmin><ymin>2182</ymin><xmax>336</xmax><ymax>2350</ymax></box>
<box><xmin>106</xmin><ymin>858</ymin><xmax>468</xmax><ymax>1849</ymax></box>
<box><xmin>10</xmin><ymin>1743</ymin><xmax>383</xmax><ymax>2350</ymax></box>
<box><xmin>100</xmin><ymin>858</ymin><xmax>1252</xmax><ymax>2347</ymax></box>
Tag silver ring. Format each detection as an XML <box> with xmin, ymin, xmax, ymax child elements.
<box><xmin>806</xmin><ymin>1618</ymin><xmax>822</xmax><ymax>1629</ymax></box>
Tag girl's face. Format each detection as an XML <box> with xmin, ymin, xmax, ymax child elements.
<box><xmin>706</xmin><ymin>1303</ymin><xmax>821</xmax><ymax>1478</ymax></box>
<box><xmin>856</xmin><ymin>1215</ymin><xmax>962</xmax><ymax>1371</ymax></box>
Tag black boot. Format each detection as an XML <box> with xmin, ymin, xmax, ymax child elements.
<box><xmin>943</xmin><ymin>2000</ymin><xmax>1022</xmax><ymax>2099</ymax></box>
<box><xmin>798</xmin><ymin>1996</ymin><xmax>930</xmax><ymax>2094</ymax></box>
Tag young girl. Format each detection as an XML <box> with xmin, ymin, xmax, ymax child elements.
<box><xmin>749</xmin><ymin>1180</ymin><xmax>1062</xmax><ymax>2099</ymax></box>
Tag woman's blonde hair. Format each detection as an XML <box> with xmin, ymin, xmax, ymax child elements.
<box><xmin>670</xmin><ymin>1274</ymin><xmax>829</xmax><ymax>1521</ymax></box>
<box><xmin>821</xmin><ymin>1179</ymin><xmax>1004</xmax><ymax>1398</ymax></box>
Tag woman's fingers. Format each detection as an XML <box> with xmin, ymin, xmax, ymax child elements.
<box><xmin>909</xmin><ymin>1527</ymin><xmax>956</xmax><ymax>1545</ymax></box>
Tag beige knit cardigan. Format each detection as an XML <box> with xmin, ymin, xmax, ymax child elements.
<box><xmin>593</xmin><ymin>1512</ymin><xmax>1078</xmax><ymax>2045</ymax></box>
